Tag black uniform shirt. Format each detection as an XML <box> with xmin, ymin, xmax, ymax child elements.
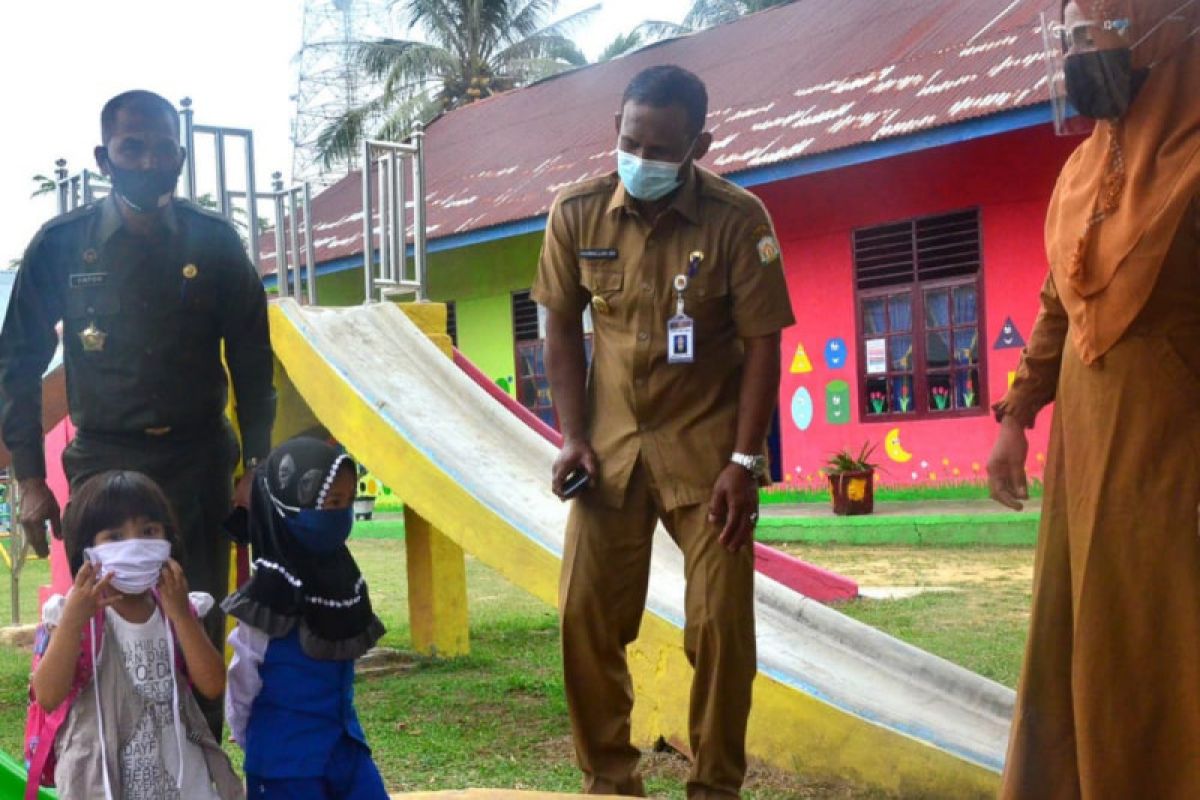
<box><xmin>0</xmin><ymin>196</ymin><xmax>276</xmax><ymax>479</ymax></box>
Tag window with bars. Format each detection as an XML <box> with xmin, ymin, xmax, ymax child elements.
<box><xmin>853</xmin><ymin>209</ymin><xmax>986</xmax><ymax>420</ymax></box>
<box><xmin>445</xmin><ymin>300</ymin><xmax>458</xmax><ymax>347</ymax></box>
<box><xmin>511</xmin><ymin>290</ymin><xmax>596</xmax><ymax>430</ymax></box>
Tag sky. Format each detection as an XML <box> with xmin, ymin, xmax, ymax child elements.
<box><xmin>0</xmin><ymin>0</ymin><xmax>691</xmax><ymax>265</ymax></box>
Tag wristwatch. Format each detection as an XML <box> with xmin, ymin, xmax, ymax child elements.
<box><xmin>730</xmin><ymin>452</ymin><xmax>767</xmax><ymax>478</ymax></box>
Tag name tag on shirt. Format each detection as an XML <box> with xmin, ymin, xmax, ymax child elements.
<box><xmin>668</xmin><ymin>314</ymin><xmax>695</xmax><ymax>364</ymax></box>
<box><xmin>69</xmin><ymin>272</ymin><xmax>108</xmax><ymax>289</ymax></box>
<box><xmin>578</xmin><ymin>248</ymin><xmax>618</xmax><ymax>260</ymax></box>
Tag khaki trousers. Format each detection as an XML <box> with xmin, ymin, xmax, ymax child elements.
<box><xmin>559</xmin><ymin>460</ymin><xmax>756</xmax><ymax>799</ymax></box>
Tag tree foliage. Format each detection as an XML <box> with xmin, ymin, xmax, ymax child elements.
<box><xmin>317</xmin><ymin>0</ymin><xmax>595</xmax><ymax>167</ymax></box>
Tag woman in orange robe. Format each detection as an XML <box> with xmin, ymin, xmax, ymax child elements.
<box><xmin>989</xmin><ymin>0</ymin><xmax>1200</xmax><ymax>796</ymax></box>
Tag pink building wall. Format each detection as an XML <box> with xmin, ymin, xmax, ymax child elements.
<box><xmin>753</xmin><ymin>125</ymin><xmax>1083</xmax><ymax>487</ymax></box>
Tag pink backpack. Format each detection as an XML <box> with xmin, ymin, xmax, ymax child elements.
<box><xmin>23</xmin><ymin>592</ymin><xmax>192</xmax><ymax>800</ymax></box>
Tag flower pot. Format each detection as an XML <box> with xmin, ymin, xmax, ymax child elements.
<box><xmin>828</xmin><ymin>469</ymin><xmax>875</xmax><ymax>516</ymax></box>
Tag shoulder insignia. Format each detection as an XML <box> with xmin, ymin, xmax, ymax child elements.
<box><xmin>756</xmin><ymin>234</ymin><xmax>781</xmax><ymax>265</ymax></box>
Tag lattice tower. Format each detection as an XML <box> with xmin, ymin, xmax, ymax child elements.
<box><xmin>291</xmin><ymin>0</ymin><xmax>394</xmax><ymax>185</ymax></box>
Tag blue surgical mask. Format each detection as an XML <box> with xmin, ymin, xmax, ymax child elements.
<box><xmin>287</xmin><ymin>506</ymin><xmax>354</xmax><ymax>554</ymax></box>
<box><xmin>617</xmin><ymin>149</ymin><xmax>686</xmax><ymax>201</ymax></box>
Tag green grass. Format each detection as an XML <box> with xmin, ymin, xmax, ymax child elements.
<box><xmin>761</xmin><ymin>479</ymin><xmax>1044</xmax><ymax>505</ymax></box>
<box><xmin>785</xmin><ymin>543</ymin><xmax>1032</xmax><ymax>688</ymax></box>
<box><xmin>0</xmin><ymin>540</ymin><xmax>885</xmax><ymax>798</ymax></box>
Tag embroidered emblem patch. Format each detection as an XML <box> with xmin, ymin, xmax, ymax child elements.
<box><xmin>756</xmin><ymin>235</ymin><xmax>780</xmax><ymax>265</ymax></box>
<box><xmin>82</xmin><ymin>248</ymin><xmax>98</xmax><ymax>265</ymax></box>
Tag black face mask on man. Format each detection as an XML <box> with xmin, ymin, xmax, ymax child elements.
<box><xmin>100</xmin><ymin>150</ymin><xmax>181</xmax><ymax>213</ymax></box>
<box><xmin>1064</xmin><ymin>47</ymin><xmax>1147</xmax><ymax>120</ymax></box>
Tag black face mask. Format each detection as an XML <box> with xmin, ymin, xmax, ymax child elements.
<box><xmin>100</xmin><ymin>151</ymin><xmax>181</xmax><ymax>213</ymax></box>
<box><xmin>1064</xmin><ymin>48</ymin><xmax>1147</xmax><ymax>120</ymax></box>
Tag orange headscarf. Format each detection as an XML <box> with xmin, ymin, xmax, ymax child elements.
<box><xmin>1045</xmin><ymin>0</ymin><xmax>1200</xmax><ymax>364</ymax></box>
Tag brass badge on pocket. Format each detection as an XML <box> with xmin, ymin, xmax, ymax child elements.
<box><xmin>79</xmin><ymin>323</ymin><xmax>107</xmax><ymax>352</ymax></box>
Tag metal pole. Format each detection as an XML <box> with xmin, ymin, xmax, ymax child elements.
<box><xmin>215</xmin><ymin>132</ymin><xmax>229</xmax><ymax>217</ymax></box>
<box><xmin>377</xmin><ymin>154</ymin><xmax>390</xmax><ymax>289</ymax></box>
<box><xmin>412</xmin><ymin>123</ymin><xmax>428</xmax><ymax>300</ymax></box>
<box><xmin>244</xmin><ymin>132</ymin><xmax>260</xmax><ymax>270</ymax></box>
<box><xmin>81</xmin><ymin>171</ymin><xmax>93</xmax><ymax>206</ymax></box>
<box><xmin>55</xmin><ymin>159</ymin><xmax>69</xmax><ymax>216</ymax></box>
<box><xmin>180</xmin><ymin>98</ymin><xmax>196</xmax><ymax>201</ymax></box>
<box><xmin>361</xmin><ymin>138</ymin><xmax>374</xmax><ymax>303</ymax></box>
<box><xmin>391</xmin><ymin>151</ymin><xmax>404</xmax><ymax>286</ymax></box>
<box><xmin>8</xmin><ymin>477</ymin><xmax>20</xmax><ymax>625</ymax></box>
<box><xmin>272</xmin><ymin>173</ymin><xmax>288</xmax><ymax>298</ymax></box>
<box><xmin>303</xmin><ymin>182</ymin><xmax>317</xmax><ymax>305</ymax></box>
<box><xmin>287</xmin><ymin>188</ymin><xmax>301</xmax><ymax>302</ymax></box>
<box><xmin>69</xmin><ymin>176</ymin><xmax>81</xmax><ymax>212</ymax></box>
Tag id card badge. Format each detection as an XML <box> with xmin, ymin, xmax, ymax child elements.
<box><xmin>667</xmin><ymin>314</ymin><xmax>695</xmax><ymax>364</ymax></box>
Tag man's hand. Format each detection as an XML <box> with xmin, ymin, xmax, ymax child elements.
<box><xmin>708</xmin><ymin>464</ymin><xmax>759</xmax><ymax>552</ymax></box>
<box><xmin>552</xmin><ymin>437</ymin><xmax>599</xmax><ymax>500</ymax></box>
<box><xmin>233</xmin><ymin>470</ymin><xmax>254</xmax><ymax>510</ymax></box>
<box><xmin>158</xmin><ymin>559</ymin><xmax>192</xmax><ymax>625</ymax></box>
<box><xmin>987</xmin><ymin>416</ymin><xmax>1030</xmax><ymax>510</ymax></box>
<box><xmin>18</xmin><ymin>477</ymin><xmax>60</xmax><ymax>557</ymax></box>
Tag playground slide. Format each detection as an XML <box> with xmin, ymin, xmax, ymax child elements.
<box><xmin>450</xmin><ymin>347</ymin><xmax>858</xmax><ymax>603</ymax></box>
<box><xmin>269</xmin><ymin>299</ymin><xmax>1014</xmax><ymax>797</ymax></box>
<box><xmin>0</xmin><ymin>749</ymin><xmax>54</xmax><ymax>799</ymax></box>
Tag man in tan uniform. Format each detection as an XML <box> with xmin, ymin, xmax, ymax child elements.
<box><xmin>533</xmin><ymin>65</ymin><xmax>794</xmax><ymax>799</ymax></box>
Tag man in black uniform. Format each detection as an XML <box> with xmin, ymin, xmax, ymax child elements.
<box><xmin>0</xmin><ymin>90</ymin><xmax>275</xmax><ymax>737</ymax></box>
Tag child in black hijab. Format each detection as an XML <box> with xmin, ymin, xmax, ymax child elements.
<box><xmin>223</xmin><ymin>437</ymin><xmax>387</xmax><ymax>799</ymax></box>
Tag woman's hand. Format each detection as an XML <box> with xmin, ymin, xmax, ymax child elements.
<box><xmin>988</xmin><ymin>416</ymin><xmax>1031</xmax><ymax>510</ymax></box>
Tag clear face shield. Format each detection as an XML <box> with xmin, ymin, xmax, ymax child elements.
<box><xmin>1043</xmin><ymin>0</ymin><xmax>1199</xmax><ymax>135</ymax></box>
<box><xmin>1041</xmin><ymin>2</ymin><xmax>1134</xmax><ymax>136</ymax></box>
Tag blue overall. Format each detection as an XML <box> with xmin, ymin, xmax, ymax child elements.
<box><xmin>243</xmin><ymin>630</ymin><xmax>387</xmax><ymax>799</ymax></box>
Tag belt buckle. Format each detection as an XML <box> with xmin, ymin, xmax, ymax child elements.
<box><xmin>144</xmin><ymin>426</ymin><xmax>172</xmax><ymax>437</ymax></box>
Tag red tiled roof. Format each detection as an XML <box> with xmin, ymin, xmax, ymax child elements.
<box><xmin>265</xmin><ymin>0</ymin><xmax>1057</xmax><ymax>268</ymax></box>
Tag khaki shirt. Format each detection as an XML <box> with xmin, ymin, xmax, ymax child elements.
<box><xmin>533</xmin><ymin>166</ymin><xmax>795</xmax><ymax>510</ymax></box>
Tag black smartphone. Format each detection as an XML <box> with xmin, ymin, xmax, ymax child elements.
<box><xmin>561</xmin><ymin>467</ymin><xmax>591</xmax><ymax>499</ymax></box>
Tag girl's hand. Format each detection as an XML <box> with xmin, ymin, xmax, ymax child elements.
<box><xmin>61</xmin><ymin>561</ymin><xmax>117</xmax><ymax>630</ymax></box>
<box><xmin>158</xmin><ymin>559</ymin><xmax>192</xmax><ymax>625</ymax></box>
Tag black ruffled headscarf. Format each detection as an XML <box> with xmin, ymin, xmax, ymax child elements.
<box><xmin>222</xmin><ymin>437</ymin><xmax>384</xmax><ymax>660</ymax></box>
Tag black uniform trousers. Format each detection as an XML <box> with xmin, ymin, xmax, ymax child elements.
<box><xmin>62</xmin><ymin>419</ymin><xmax>240</xmax><ymax>740</ymax></box>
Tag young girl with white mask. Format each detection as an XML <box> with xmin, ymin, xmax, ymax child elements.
<box><xmin>28</xmin><ymin>470</ymin><xmax>242</xmax><ymax>800</ymax></box>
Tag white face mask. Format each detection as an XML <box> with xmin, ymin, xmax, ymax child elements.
<box><xmin>85</xmin><ymin>538</ymin><xmax>170</xmax><ymax>594</ymax></box>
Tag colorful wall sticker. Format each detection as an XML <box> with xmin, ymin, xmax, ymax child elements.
<box><xmin>790</xmin><ymin>342</ymin><xmax>813</xmax><ymax>374</ymax></box>
<box><xmin>824</xmin><ymin>337</ymin><xmax>847</xmax><ymax>369</ymax></box>
<box><xmin>825</xmin><ymin>380</ymin><xmax>850</xmax><ymax>425</ymax></box>
<box><xmin>993</xmin><ymin>316</ymin><xmax>1026</xmax><ymax>349</ymax></box>
<box><xmin>790</xmin><ymin>386</ymin><xmax>814</xmax><ymax>431</ymax></box>
<box><xmin>884</xmin><ymin>427</ymin><xmax>913</xmax><ymax>463</ymax></box>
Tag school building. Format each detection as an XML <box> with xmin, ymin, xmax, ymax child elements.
<box><xmin>275</xmin><ymin>0</ymin><xmax>1079</xmax><ymax>487</ymax></box>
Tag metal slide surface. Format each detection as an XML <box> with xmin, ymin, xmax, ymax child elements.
<box><xmin>268</xmin><ymin>300</ymin><xmax>1014</xmax><ymax>793</ymax></box>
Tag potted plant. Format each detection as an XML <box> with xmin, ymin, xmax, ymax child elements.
<box><xmin>826</xmin><ymin>442</ymin><xmax>879</xmax><ymax>516</ymax></box>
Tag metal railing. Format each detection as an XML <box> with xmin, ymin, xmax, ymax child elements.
<box><xmin>361</xmin><ymin>124</ymin><xmax>428</xmax><ymax>302</ymax></box>
<box><xmin>52</xmin><ymin>98</ymin><xmax>317</xmax><ymax>303</ymax></box>
<box><xmin>54</xmin><ymin>158</ymin><xmax>110</xmax><ymax>215</ymax></box>
<box><xmin>180</xmin><ymin>97</ymin><xmax>262</xmax><ymax>268</ymax></box>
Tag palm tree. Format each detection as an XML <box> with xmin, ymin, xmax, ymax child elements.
<box><xmin>601</xmin><ymin>0</ymin><xmax>795</xmax><ymax>61</ymax></box>
<box><xmin>317</xmin><ymin>0</ymin><xmax>595</xmax><ymax>167</ymax></box>
<box><xmin>30</xmin><ymin>174</ymin><xmax>57</xmax><ymax>199</ymax></box>
<box><xmin>682</xmin><ymin>0</ymin><xmax>795</xmax><ymax>28</ymax></box>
